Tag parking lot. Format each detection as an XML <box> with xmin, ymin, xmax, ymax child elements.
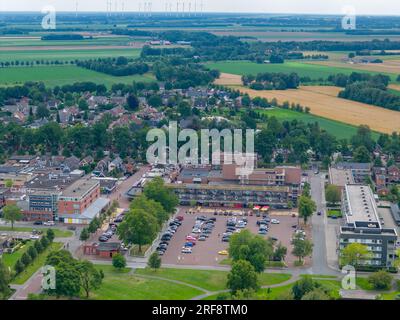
<box><xmin>161</xmin><ymin>207</ymin><xmax>311</xmax><ymax>267</ymax></box>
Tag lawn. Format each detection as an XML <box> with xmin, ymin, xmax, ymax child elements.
<box><xmin>0</xmin><ymin>226</ymin><xmax>73</xmax><ymax>238</ymax></box>
<box><xmin>206</xmin><ymin>61</ymin><xmax>399</xmax><ymax>82</ymax></box>
<box><xmin>0</xmin><ymin>65</ymin><xmax>155</xmax><ymax>87</ymax></box>
<box><xmin>256</xmin><ymin>108</ymin><xmax>379</xmax><ymax>140</ymax></box>
<box><xmin>202</xmin><ymin>278</ymin><xmax>342</xmax><ymax>300</ymax></box>
<box><xmin>2</xmin><ymin>240</ymin><xmax>32</xmax><ymax>268</ymax></box>
<box><xmin>0</xmin><ymin>48</ymin><xmax>141</xmax><ymax>62</ymax></box>
<box><xmin>11</xmin><ymin>242</ymin><xmax>63</xmax><ymax>285</ymax></box>
<box><xmin>92</xmin><ymin>265</ymin><xmax>203</xmax><ymax>300</ymax></box>
<box><xmin>135</xmin><ymin>267</ymin><xmax>291</xmax><ymax>292</ymax></box>
<box><xmin>327</xmin><ymin>210</ymin><xmax>343</xmax><ymax>219</ymax></box>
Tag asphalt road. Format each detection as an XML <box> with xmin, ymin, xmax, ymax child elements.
<box><xmin>310</xmin><ymin>172</ymin><xmax>336</xmax><ymax>275</ymax></box>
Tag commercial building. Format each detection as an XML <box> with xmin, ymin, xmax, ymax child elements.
<box><xmin>334</xmin><ymin>162</ymin><xmax>372</xmax><ymax>184</ymax></box>
<box><xmin>339</xmin><ymin>185</ymin><xmax>397</xmax><ymax>268</ymax></box>
<box><xmin>24</xmin><ymin>189</ymin><xmax>61</xmax><ymax>221</ymax></box>
<box><xmin>167</xmin><ymin>162</ymin><xmax>302</xmax><ymax>208</ymax></box>
<box><xmin>57</xmin><ymin>178</ymin><xmax>109</xmax><ymax>224</ymax></box>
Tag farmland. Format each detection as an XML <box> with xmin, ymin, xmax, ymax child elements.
<box><xmin>0</xmin><ymin>48</ymin><xmax>142</xmax><ymax>62</ymax></box>
<box><xmin>255</xmin><ymin>108</ymin><xmax>377</xmax><ymax>140</ymax></box>
<box><xmin>0</xmin><ymin>65</ymin><xmax>155</xmax><ymax>87</ymax></box>
<box><xmin>207</xmin><ymin>60</ymin><xmax>399</xmax><ymax>82</ymax></box>
<box><xmin>237</xmin><ymin>85</ymin><xmax>400</xmax><ymax>134</ymax></box>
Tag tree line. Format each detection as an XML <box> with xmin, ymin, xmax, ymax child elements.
<box><xmin>76</xmin><ymin>57</ymin><xmax>149</xmax><ymax>77</ymax></box>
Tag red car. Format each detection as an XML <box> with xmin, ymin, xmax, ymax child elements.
<box><xmin>186</xmin><ymin>236</ymin><xmax>197</xmax><ymax>242</ymax></box>
<box><xmin>176</xmin><ymin>216</ymin><xmax>184</xmax><ymax>221</ymax></box>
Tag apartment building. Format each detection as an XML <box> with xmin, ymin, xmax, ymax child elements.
<box><xmin>24</xmin><ymin>189</ymin><xmax>61</xmax><ymax>221</ymax></box>
<box><xmin>167</xmin><ymin>162</ymin><xmax>302</xmax><ymax>208</ymax></box>
<box><xmin>339</xmin><ymin>185</ymin><xmax>397</xmax><ymax>268</ymax></box>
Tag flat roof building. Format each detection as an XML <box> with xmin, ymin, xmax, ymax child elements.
<box><xmin>339</xmin><ymin>185</ymin><xmax>397</xmax><ymax>268</ymax></box>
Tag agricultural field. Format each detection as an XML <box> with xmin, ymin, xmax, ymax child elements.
<box><xmin>0</xmin><ymin>36</ymin><xmax>137</xmax><ymax>47</ymax></box>
<box><xmin>255</xmin><ymin>108</ymin><xmax>376</xmax><ymax>140</ymax></box>
<box><xmin>0</xmin><ymin>65</ymin><xmax>155</xmax><ymax>87</ymax></box>
<box><xmin>237</xmin><ymin>85</ymin><xmax>400</xmax><ymax>134</ymax></box>
<box><xmin>207</xmin><ymin>60</ymin><xmax>399</xmax><ymax>82</ymax></box>
<box><xmin>0</xmin><ymin>48</ymin><xmax>142</xmax><ymax>62</ymax></box>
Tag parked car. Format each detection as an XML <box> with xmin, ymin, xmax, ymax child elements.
<box><xmin>184</xmin><ymin>242</ymin><xmax>194</xmax><ymax>247</ymax></box>
<box><xmin>98</xmin><ymin>235</ymin><xmax>108</xmax><ymax>242</ymax></box>
<box><xmin>198</xmin><ymin>236</ymin><xmax>206</xmax><ymax>241</ymax></box>
<box><xmin>176</xmin><ymin>216</ymin><xmax>184</xmax><ymax>221</ymax></box>
<box><xmin>258</xmin><ymin>230</ymin><xmax>268</xmax><ymax>235</ymax></box>
<box><xmin>271</xmin><ymin>219</ymin><xmax>280</xmax><ymax>224</ymax></box>
<box><xmin>218</xmin><ymin>250</ymin><xmax>228</xmax><ymax>255</ymax></box>
<box><xmin>30</xmin><ymin>234</ymin><xmax>40</xmax><ymax>240</ymax></box>
<box><xmin>181</xmin><ymin>247</ymin><xmax>192</xmax><ymax>254</ymax></box>
<box><xmin>33</xmin><ymin>221</ymin><xmax>43</xmax><ymax>225</ymax></box>
<box><xmin>43</xmin><ymin>221</ymin><xmax>55</xmax><ymax>226</ymax></box>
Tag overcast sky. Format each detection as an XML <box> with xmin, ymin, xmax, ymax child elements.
<box><xmin>0</xmin><ymin>0</ymin><xmax>399</xmax><ymax>15</ymax></box>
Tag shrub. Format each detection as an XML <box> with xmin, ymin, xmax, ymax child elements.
<box><xmin>112</xmin><ymin>254</ymin><xmax>126</xmax><ymax>270</ymax></box>
<box><xmin>368</xmin><ymin>271</ymin><xmax>393</xmax><ymax>290</ymax></box>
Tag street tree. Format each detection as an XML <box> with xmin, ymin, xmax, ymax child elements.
<box><xmin>298</xmin><ymin>195</ymin><xmax>316</xmax><ymax>225</ymax></box>
<box><xmin>117</xmin><ymin>208</ymin><xmax>158</xmax><ymax>253</ymax></box>
<box><xmin>143</xmin><ymin>177</ymin><xmax>179</xmax><ymax>214</ymax></box>
<box><xmin>325</xmin><ymin>184</ymin><xmax>341</xmax><ymax>206</ymax></box>
<box><xmin>341</xmin><ymin>243</ymin><xmax>370</xmax><ymax>268</ymax></box>
<box><xmin>2</xmin><ymin>204</ymin><xmax>23</xmax><ymax>229</ymax></box>
<box><xmin>291</xmin><ymin>233</ymin><xmax>313</xmax><ymax>264</ymax></box>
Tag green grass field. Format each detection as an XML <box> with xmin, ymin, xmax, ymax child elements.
<box><xmin>0</xmin><ymin>48</ymin><xmax>141</xmax><ymax>62</ymax></box>
<box><xmin>92</xmin><ymin>266</ymin><xmax>204</xmax><ymax>300</ymax></box>
<box><xmin>135</xmin><ymin>268</ymin><xmax>291</xmax><ymax>292</ymax></box>
<box><xmin>0</xmin><ymin>65</ymin><xmax>155</xmax><ymax>87</ymax></box>
<box><xmin>0</xmin><ymin>226</ymin><xmax>73</xmax><ymax>238</ymax></box>
<box><xmin>0</xmin><ymin>36</ymin><xmax>134</xmax><ymax>47</ymax></box>
<box><xmin>207</xmin><ymin>61</ymin><xmax>399</xmax><ymax>81</ymax></box>
<box><xmin>256</xmin><ymin>108</ymin><xmax>380</xmax><ymax>140</ymax></box>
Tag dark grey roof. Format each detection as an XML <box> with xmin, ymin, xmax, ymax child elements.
<box><xmin>336</xmin><ymin>162</ymin><xmax>372</xmax><ymax>170</ymax></box>
<box><xmin>0</xmin><ymin>166</ymin><xmax>20</xmax><ymax>174</ymax></box>
<box><xmin>390</xmin><ymin>203</ymin><xmax>400</xmax><ymax>224</ymax></box>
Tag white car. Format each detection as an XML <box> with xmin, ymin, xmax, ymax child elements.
<box><xmin>30</xmin><ymin>234</ymin><xmax>40</xmax><ymax>240</ymax></box>
<box><xmin>271</xmin><ymin>219</ymin><xmax>280</xmax><ymax>224</ymax></box>
<box><xmin>43</xmin><ymin>221</ymin><xmax>55</xmax><ymax>226</ymax></box>
<box><xmin>181</xmin><ymin>247</ymin><xmax>192</xmax><ymax>254</ymax></box>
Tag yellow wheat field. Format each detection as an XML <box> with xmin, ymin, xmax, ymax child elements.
<box><xmin>237</xmin><ymin>85</ymin><xmax>400</xmax><ymax>134</ymax></box>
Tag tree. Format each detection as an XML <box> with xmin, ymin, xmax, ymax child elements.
<box><xmin>353</xmin><ymin>146</ymin><xmax>371</xmax><ymax>163</ymax></box>
<box><xmin>291</xmin><ymin>233</ymin><xmax>313</xmax><ymax>264</ymax></box>
<box><xmin>112</xmin><ymin>253</ymin><xmax>126</xmax><ymax>270</ymax></box>
<box><xmin>79</xmin><ymin>228</ymin><xmax>90</xmax><ymax>241</ymax></box>
<box><xmin>46</xmin><ymin>229</ymin><xmax>55</xmax><ymax>242</ymax></box>
<box><xmin>341</xmin><ymin>243</ymin><xmax>370</xmax><ymax>267</ymax></box>
<box><xmin>51</xmin><ymin>262</ymin><xmax>81</xmax><ymax>298</ymax></box>
<box><xmin>143</xmin><ymin>177</ymin><xmax>178</xmax><ymax>214</ymax></box>
<box><xmin>325</xmin><ymin>184</ymin><xmax>341</xmax><ymax>205</ymax></box>
<box><xmin>272</xmin><ymin>242</ymin><xmax>287</xmax><ymax>262</ymax></box>
<box><xmin>27</xmin><ymin>246</ymin><xmax>38</xmax><ymax>261</ymax></box>
<box><xmin>368</xmin><ymin>271</ymin><xmax>393</xmax><ymax>290</ymax></box>
<box><xmin>227</xmin><ymin>260</ymin><xmax>259</xmax><ymax>294</ymax></box>
<box><xmin>14</xmin><ymin>259</ymin><xmax>24</xmax><ymax>275</ymax></box>
<box><xmin>21</xmin><ymin>252</ymin><xmax>32</xmax><ymax>266</ymax></box>
<box><xmin>126</xmin><ymin>94</ymin><xmax>139</xmax><ymax>111</ymax></box>
<box><xmin>2</xmin><ymin>204</ymin><xmax>23</xmax><ymax>229</ymax></box>
<box><xmin>117</xmin><ymin>208</ymin><xmax>158</xmax><ymax>253</ymax></box>
<box><xmin>4</xmin><ymin>179</ymin><xmax>13</xmax><ymax>188</ymax></box>
<box><xmin>298</xmin><ymin>195</ymin><xmax>316</xmax><ymax>225</ymax></box>
<box><xmin>76</xmin><ymin>260</ymin><xmax>103</xmax><ymax>298</ymax></box>
<box><xmin>36</xmin><ymin>105</ymin><xmax>50</xmax><ymax>119</ymax></box>
<box><xmin>292</xmin><ymin>276</ymin><xmax>315</xmax><ymax>300</ymax></box>
<box><xmin>0</xmin><ymin>258</ymin><xmax>11</xmax><ymax>299</ymax></box>
<box><xmin>34</xmin><ymin>240</ymin><xmax>43</xmax><ymax>254</ymax></box>
<box><xmin>301</xmin><ymin>287</ymin><xmax>330</xmax><ymax>300</ymax></box>
<box><xmin>148</xmin><ymin>252</ymin><xmax>162</xmax><ymax>271</ymax></box>
<box><xmin>40</xmin><ymin>236</ymin><xmax>49</xmax><ymax>249</ymax></box>
<box><xmin>228</xmin><ymin>230</ymin><xmax>273</xmax><ymax>273</ymax></box>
